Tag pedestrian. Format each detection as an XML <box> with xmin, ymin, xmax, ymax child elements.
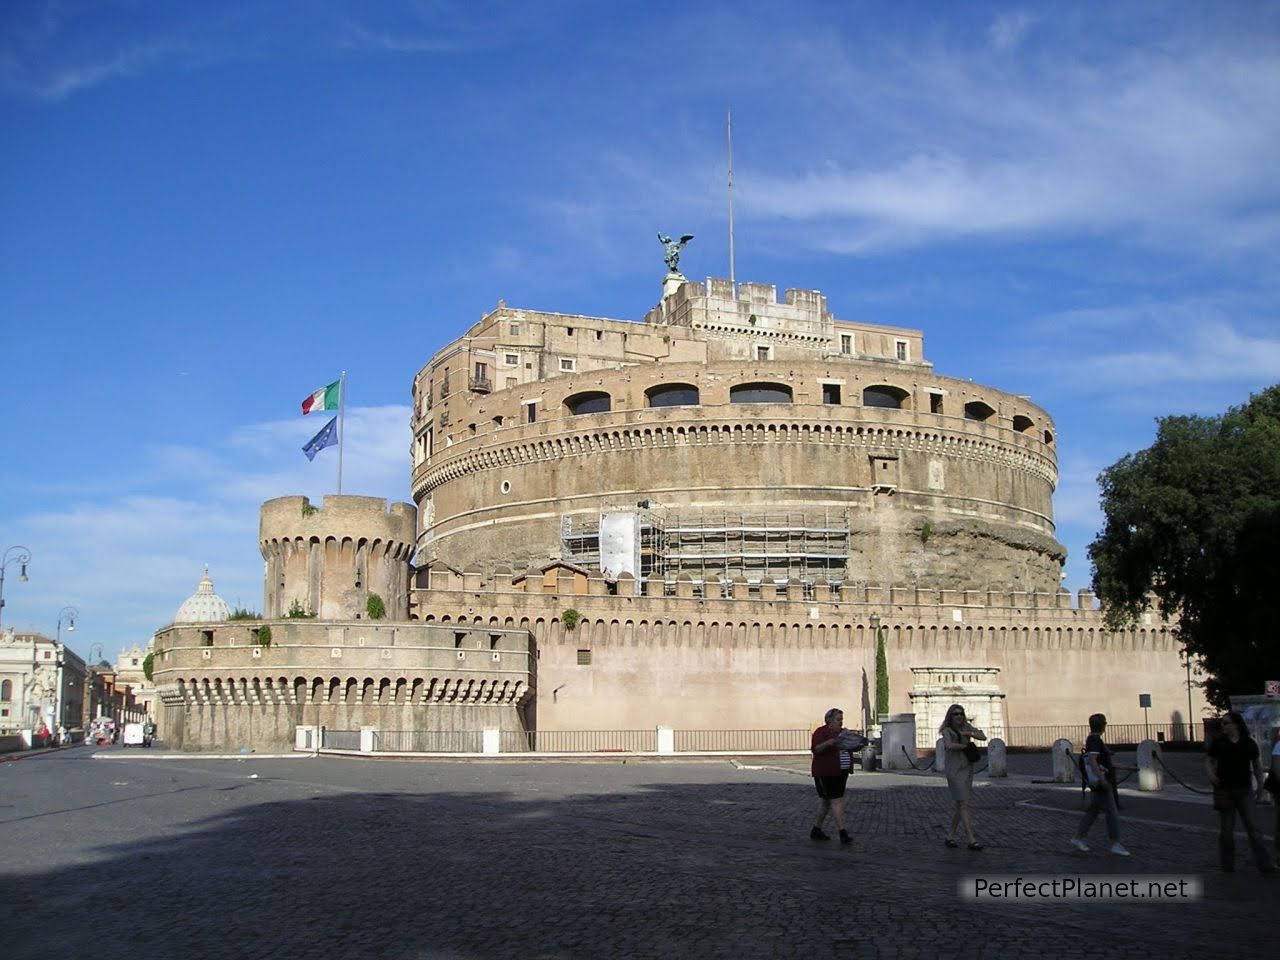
<box><xmin>56</xmin><ymin>724</ymin><xmax>66</xmax><ymax>747</ymax></box>
<box><xmin>1070</xmin><ymin>713</ymin><xmax>1134</xmax><ymax>856</ymax></box>
<box><xmin>939</xmin><ymin>704</ymin><xmax>986</xmax><ymax>850</ymax></box>
<box><xmin>1206</xmin><ymin>710</ymin><xmax>1276</xmax><ymax>874</ymax></box>
<box><xmin>809</xmin><ymin>707</ymin><xmax>852</xmax><ymax>846</ymax></box>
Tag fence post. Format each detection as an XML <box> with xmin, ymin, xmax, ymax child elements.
<box><xmin>1137</xmin><ymin>739</ymin><xmax>1162</xmax><ymax>791</ymax></box>
<box><xmin>1052</xmin><ymin>738</ymin><xmax>1077</xmax><ymax>782</ymax></box>
<box><xmin>656</xmin><ymin>727</ymin><xmax>674</xmax><ymax>754</ymax></box>
<box><xmin>987</xmin><ymin>738</ymin><xmax>1007</xmax><ymax>777</ymax></box>
<box><xmin>359</xmin><ymin>727</ymin><xmax>376</xmax><ymax>753</ymax></box>
<box><xmin>482</xmin><ymin>728</ymin><xmax>500</xmax><ymax>755</ymax></box>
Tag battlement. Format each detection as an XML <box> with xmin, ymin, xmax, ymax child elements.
<box><xmin>260</xmin><ymin>495</ymin><xmax>416</xmax><ymax>545</ymax></box>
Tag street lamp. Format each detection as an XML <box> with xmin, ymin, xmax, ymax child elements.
<box><xmin>0</xmin><ymin>545</ymin><xmax>32</xmax><ymax>631</ymax></box>
<box><xmin>56</xmin><ymin>606</ymin><xmax>78</xmax><ymax>644</ymax></box>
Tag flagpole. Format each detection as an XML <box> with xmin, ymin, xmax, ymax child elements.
<box><xmin>337</xmin><ymin>370</ymin><xmax>346</xmax><ymax>495</ymax></box>
<box><xmin>727</xmin><ymin>108</ymin><xmax>736</xmax><ymax>295</ymax></box>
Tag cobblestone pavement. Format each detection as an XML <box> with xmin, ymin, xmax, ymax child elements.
<box><xmin>0</xmin><ymin>747</ymin><xmax>1271</xmax><ymax>960</ymax></box>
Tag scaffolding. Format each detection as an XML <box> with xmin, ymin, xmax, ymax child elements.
<box><xmin>560</xmin><ymin>508</ymin><xmax>849</xmax><ymax>585</ymax></box>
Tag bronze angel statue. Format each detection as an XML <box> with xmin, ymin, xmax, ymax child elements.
<box><xmin>658</xmin><ymin>232</ymin><xmax>694</xmax><ymax>273</ymax></box>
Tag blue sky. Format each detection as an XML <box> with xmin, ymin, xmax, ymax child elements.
<box><xmin>2</xmin><ymin>1</ymin><xmax>1278</xmax><ymax>665</ymax></box>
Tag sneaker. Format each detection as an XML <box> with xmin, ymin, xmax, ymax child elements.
<box><xmin>810</xmin><ymin>827</ymin><xmax>830</xmax><ymax>841</ymax></box>
<box><xmin>1069</xmin><ymin>838</ymin><xmax>1090</xmax><ymax>852</ymax></box>
<box><xmin>1108</xmin><ymin>843</ymin><xmax>1131</xmax><ymax>857</ymax></box>
<box><xmin>839</xmin><ymin>830</ymin><xmax>852</xmax><ymax>846</ymax></box>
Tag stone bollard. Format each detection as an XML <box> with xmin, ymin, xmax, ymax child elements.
<box><xmin>1137</xmin><ymin>739</ymin><xmax>1162</xmax><ymax>791</ymax></box>
<box><xmin>1052</xmin><ymin>738</ymin><xmax>1078</xmax><ymax>782</ymax></box>
<box><xmin>860</xmin><ymin>744</ymin><xmax>877</xmax><ymax>772</ymax></box>
<box><xmin>987</xmin><ymin>738</ymin><xmax>1007</xmax><ymax>777</ymax></box>
<box><xmin>881</xmin><ymin>713</ymin><xmax>918</xmax><ymax>770</ymax></box>
<box><xmin>934</xmin><ymin>737</ymin><xmax>947</xmax><ymax>773</ymax></box>
<box><xmin>656</xmin><ymin>727</ymin><xmax>674</xmax><ymax>755</ymax></box>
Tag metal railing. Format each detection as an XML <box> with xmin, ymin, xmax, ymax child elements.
<box><xmin>469</xmin><ymin>376</ymin><xmax>492</xmax><ymax>394</ymax></box>
<box><xmin>499</xmin><ymin>729</ymin><xmax>657</xmax><ymax>753</ymax></box>
<box><xmin>320</xmin><ymin>729</ymin><xmax>361</xmax><ymax>751</ymax></box>
<box><xmin>374</xmin><ymin>730</ymin><xmax>482</xmax><ymax>753</ymax></box>
<box><xmin>674</xmin><ymin>728</ymin><xmax>809</xmax><ymax>752</ymax></box>
<box><xmin>1003</xmin><ymin>722</ymin><xmax>1201</xmax><ymax>748</ymax></box>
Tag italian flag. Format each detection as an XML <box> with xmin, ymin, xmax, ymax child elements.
<box><xmin>301</xmin><ymin>380</ymin><xmax>340</xmax><ymax>415</ymax></box>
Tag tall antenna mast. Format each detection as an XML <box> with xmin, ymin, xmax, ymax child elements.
<box><xmin>727</xmin><ymin>108</ymin><xmax>736</xmax><ymax>293</ymax></box>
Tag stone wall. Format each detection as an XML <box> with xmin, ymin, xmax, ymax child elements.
<box><xmin>411</xmin><ymin>571</ymin><xmax>1205</xmax><ymax>736</ymax></box>
<box><xmin>260</xmin><ymin>495</ymin><xmax>417</xmax><ymax>620</ymax></box>
<box><xmin>151</xmin><ymin>618</ymin><xmax>534</xmax><ymax>751</ymax></box>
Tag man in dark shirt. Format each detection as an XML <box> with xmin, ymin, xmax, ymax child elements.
<box><xmin>1071</xmin><ymin>713</ymin><xmax>1134</xmax><ymax>856</ymax></box>
<box><xmin>1207</xmin><ymin>710</ymin><xmax>1275</xmax><ymax>873</ymax></box>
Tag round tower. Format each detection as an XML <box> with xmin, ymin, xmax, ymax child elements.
<box><xmin>259</xmin><ymin>495</ymin><xmax>417</xmax><ymax>621</ymax></box>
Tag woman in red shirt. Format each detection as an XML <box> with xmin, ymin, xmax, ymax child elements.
<box><xmin>810</xmin><ymin>708</ymin><xmax>852</xmax><ymax>845</ymax></box>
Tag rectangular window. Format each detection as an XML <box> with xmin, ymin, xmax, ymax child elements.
<box><xmin>504</xmin><ymin>353</ymin><xmax>519</xmax><ymax>366</ymax></box>
<box><xmin>822</xmin><ymin>383</ymin><xmax>841</xmax><ymax>405</ymax></box>
<box><xmin>840</xmin><ymin>334</ymin><xmax>852</xmax><ymax>355</ymax></box>
<box><xmin>455</xmin><ymin>632</ymin><xmax>466</xmax><ymax>649</ymax></box>
<box><xmin>505</xmin><ymin>377</ymin><xmax>517</xmax><ymax>388</ymax></box>
<box><xmin>201</xmin><ymin>630</ymin><xmax>214</xmax><ymax>646</ymax></box>
<box><xmin>474</xmin><ymin>362</ymin><xmax>487</xmax><ymax>380</ymax></box>
<box><xmin>756</xmin><ymin>345</ymin><xmax>770</xmax><ymax>361</ymax></box>
<box><xmin>895</xmin><ymin>340</ymin><xmax>909</xmax><ymax>361</ymax></box>
<box><xmin>577</xmin><ymin>649</ymin><xmax>592</xmax><ymax>665</ymax></box>
<box><xmin>930</xmin><ymin>393</ymin><xmax>944</xmax><ymax>414</ymax></box>
<box><xmin>595</xmin><ymin>330</ymin><xmax>603</xmax><ymax>340</ymax></box>
<box><xmin>526</xmin><ymin>402</ymin><xmax>537</xmax><ymax>424</ymax></box>
<box><xmin>560</xmin><ymin>358</ymin><xmax>576</xmax><ymax>372</ymax></box>
<box><xmin>566</xmin><ymin>327</ymin><xmax>575</xmax><ymax>337</ymax></box>
<box><xmin>509</xmin><ymin>323</ymin><xmax>520</xmax><ymax>336</ymax></box>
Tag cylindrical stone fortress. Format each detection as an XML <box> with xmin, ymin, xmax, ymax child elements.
<box><xmin>410</xmin><ymin>278</ymin><xmax>1065</xmax><ymax>593</ymax></box>
<box><xmin>260</xmin><ymin>495</ymin><xmax>417</xmax><ymax>620</ymax></box>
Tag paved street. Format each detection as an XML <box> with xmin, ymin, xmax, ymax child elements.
<box><xmin>0</xmin><ymin>746</ymin><xmax>1272</xmax><ymax>960</ymax></box>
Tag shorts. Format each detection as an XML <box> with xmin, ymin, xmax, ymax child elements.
<box><xmin>814</xmin><ymin>774</ymin><xmax>849</xmax><ymax>799</ymax></box>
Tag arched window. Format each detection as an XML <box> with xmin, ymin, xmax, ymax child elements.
<box><xmin>646</xmin><ymin>383</ymin><xmax>700</xmax><ymax>407</ymax></box>
<box><xmin>730</xmin><ymin>382</ymin><xmax>792</xmax><ymax>403</ymax></box>
<box><xmin>862</xmin><ymin>385</ymin><xmax>909</xmax><ymax>409</ymax></box>
<box><xmin>1043</xmin><ymin>429</ymin><xmax>1055</xmax><ymax>446</ymax></box>
<box><xmin>0</xmin><ymin>679</ymin><xmax>10</xmax><ymax>701</ymax></box>
<box><xmin>964</xmin><ymin>400</ymin><xmax>995</xmax><ymax>422</ymax></box>
<box><xmin>564</xmin><ymin>391</ymin><xmax>611</xmax><ymax>416</ymax></box>
<box><xmin>1012</xmin><ymin>414</ymin><xmax>1034</xmax><ymax>433</ymax></box>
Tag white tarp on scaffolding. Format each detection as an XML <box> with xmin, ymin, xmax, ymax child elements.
<box><xmin>599</xmin><ymin>511</ymin><xmax>639</xmax><ymax>579</ymax></box>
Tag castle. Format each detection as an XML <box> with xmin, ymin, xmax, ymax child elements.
<box><xmin>152</xmin><ymin>272</ymin><xmax>1204</xmax><ymax>752</ymax></box>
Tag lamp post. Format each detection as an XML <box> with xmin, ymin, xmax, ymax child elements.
<box><xmin>0</xmin><ymin>545</ymin><xmax>32</xmax><ymax>632</ymax></box>
<box><xmin>54</xmin><ymin>607</ymin><xmax>78</xmax><ymax>734</ymax></box>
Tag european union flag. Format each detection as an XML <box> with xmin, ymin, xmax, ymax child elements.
<box><xmin>303</xmin><ymin>416</ymin><xmax>338</xmax><ymax>461</ymax></box>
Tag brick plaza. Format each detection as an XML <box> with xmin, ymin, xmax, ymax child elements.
<box><xmin>0</xmin><ymin>748</ymin><xmax>1271</xmax><ymax>960</ymax></box>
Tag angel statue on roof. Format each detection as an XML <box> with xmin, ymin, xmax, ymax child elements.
<box><xmin>657</xmin><ymin>232</ymin><xmax>694</xmax><ymax>274</ymax></box>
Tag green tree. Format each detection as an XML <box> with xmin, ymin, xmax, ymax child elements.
<box><xmin>874</xmin><ymin>627</ymin><xmax>889</xmax><ymax>721</ymax></box>
<box><xmin>1089</xmin><ymin>384</ymin><xmax>1280</xmax><ymax>709</ymax></box>
<box><xmin>142</xmin><ymin>652</ymin><xmax>154</xmax><ymax>682</ymax></box>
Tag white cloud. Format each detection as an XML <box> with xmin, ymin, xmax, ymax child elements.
<box><xmin>989</xmin><ymin>11</ymin><xmax>1036</xmax><ymax>52</ymax></box>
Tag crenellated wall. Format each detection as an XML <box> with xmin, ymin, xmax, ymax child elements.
<box><xmin>410</xmin><ymin>567</ymin><xmax>1205</xmax><ymax>736</ymax></box>
<box><xmin>260</xmin><ymin>495</ymin><xmax>417</xmax><ymax>621</ymax></box>
<box><xmin>151</xmin><ymin>618</ymin><xmax>535</xmax><ymax>751</ymax></box>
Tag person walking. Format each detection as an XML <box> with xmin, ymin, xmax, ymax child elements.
<box><xmin>1270</xmin><ymin>723</ymin><xmax>1280</xmax><ymax>864</ymax></box>
<box><xmin>939</xmin><ymin>704</ymin><xmax>986</xmax><ymax>850</ymax></box>
<box><xmin>1070</xmin><ymin>713</ymin><xmax>1134</xmax><ymax>856</ymax></box>
<box><xmin>810</xmin><ymin>708</ymin><xmax>853</xmax><ymax>846</ymax></box>
<box><xmin>1207</xmin><ymin>710</ymin><xmax>1276</xmax><ymax>874</ymax></box>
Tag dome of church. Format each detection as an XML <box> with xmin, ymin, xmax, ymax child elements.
<box><xmin>174</xmin><ymin>567</ymin><xmax>231</xmax><ymax>624</ymax></box>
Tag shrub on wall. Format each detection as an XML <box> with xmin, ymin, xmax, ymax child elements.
<box><xmin>255</xmin><ymin>625</ymin><xmax>272</xmax><ymax>647</ymax></box>
<box><xmin>561</xmin><ymin>608</ymin><xmax>582</xmax><ymax>631</ymax></box>
<box><xmin>228</xmin><ymin>607</ymin><xmax>262</xmax><ymax>621</ymax></box>
<box><xmin>142</xmin><ymin>652</ymin><xmax>154</xmax><ymax>682</ymax></box>
<box><xmin>286</xmin><ymin>599</ymin><xmax>316</xmax><ymax>619</ymax></box>
<box><xmin>366</xmin><ymin>593</ymin><xmax>386</xmax><ymax>620</ymax></box>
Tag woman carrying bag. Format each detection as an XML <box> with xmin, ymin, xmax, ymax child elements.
<box><xmin>940</xmin><ymin>703</ymin><xmax>986</xmax><ymax>850</ymax></box>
